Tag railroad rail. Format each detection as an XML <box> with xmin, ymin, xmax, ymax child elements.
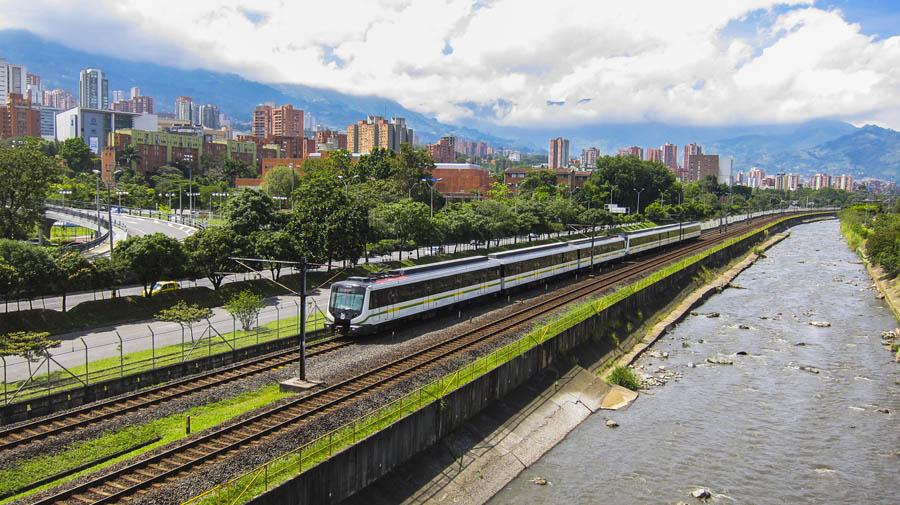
<box><xmin>27</xmin><ymin>213</ymin><xmax>803</xmax><ymax>505</ymax></box>
<box><xmin>0</xmin><ymin>336</ymin><xmax>352</xmax><ymax>452</ymax></box>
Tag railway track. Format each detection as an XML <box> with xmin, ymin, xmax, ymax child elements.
<box><xmin>26</xmin><ymin>212</ymin><xmax>801</xmax><ymax>505</ymax></box>
<box><xmin>0</xmin><ymin>335</ymin><xmax>353</xmax><ymax>452</ymax></box>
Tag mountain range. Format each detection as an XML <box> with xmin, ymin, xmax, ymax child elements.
<box><xmin>2</xmin><ymin>29</ymin><xmax>898</xmax><ymax>180</ymax></box>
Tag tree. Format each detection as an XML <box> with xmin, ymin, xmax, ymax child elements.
<box><xmin>369</xmin><ymin>200</ymin><xmax>432</xmax><ymax>259</ymax></box>
<box><xmin>117</xmin><ymin>144</ymin><xmax>142</xmax><ymax>171</ymax></box>
<box><xmin>590</xmin><ymin>155</ymin><xmax>676</xmax><ymax>215</ymax></box>
<box><xmin>433</xmin><ymin>203</ymin><xmax>480</xmax><ymax>252</ymax></box>
<box><xmin>518</xmin><ymin>170</ymin><xmax>559</xmax><ymax>200</ymax></box>
<box><xmin>222</xmin><ymin>190</ymin><xmax>278</xmax><ymax>235</ymax></box>
<box><xmin>114</xmin><ymin>234</ymin><xmax>186</xmax><ymax>296</ymax></box>
<box><xmin>354</xmin><ymin>147</ymin><xmax>395</xmax><ymax>180</ymax></box>
<box><xmin>0</xmin><ymin>144</ymin><xmax>60</xmax><ymax>239</ymax></box>
<box><xmin>184</xmin><ymin>226</ymin><xmax>248</xmax><ymax>289</ymax></box>
<box><xmin>261</xmin><ymin>166</ymin><xmax>300</xmax><ymax>199</ymax></box>
<box><xmin>253</xmin><ymin>230</ymin><xmax>297</xmax><ymax>280</ymax></box>
<box><xmin>392</xmin><ymin>144</ymin><xmax>435</xmax><ymax>198</ymax></box>
<box><xmin>220</xmin><ymin>158</ymin><xmax>255</xmax><ymax>185</ymax></box>
<box><xmin>0</xmin><ymin>331</ymin><xmax>60</xmax><ymax>376</ymax></box>
<box><xmin>224</xmin><ymin>290</ymin><xmax>264</xmax><ymax>331</ymax></box>
<box><xmin>473</xmin><ymin>199</ymin><xmax>518</xmax><ymax>246</ymax></box>
<box><xmin>156</xmin><ymin>301</ymin><xmax>213</xmax><ymax>345</ymax></box>
<box><xmin>58</xmin><ymin>138</ymin><xmax>93</xmax><ymax>173</ymax></box>
<box><xmin>643</xmin><ymin>201</ymin><xmax>670</xmax><ymax>223</ymax></box>
<box><xmin>0</xmin><ymin>259</ymin><xmax>17</xmax><ymax>306</ymax></box>
<box><xmin>50</xmin><ymin>250</ymin><xmax>94</xmax><ymax>312</ymax></box>
<box><xmin>291</xmin><ymin>168</ymin><xmax>369</xmax><ymax>268</ymax></box>
<box><xmin>0</xmin><ymin>240</ymin><xmax>53</xmax><ymax>308</ymax></box>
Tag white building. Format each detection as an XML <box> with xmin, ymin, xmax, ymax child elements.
<box><xmin>79</xmin><ymin>68</ymin><xmax>109</xmax><ymax>109</ymax></box>
<box><xmin>0</xmin><ymin>59</ymin><xmax>27</xmax><ymax>104</ymax></box>
<box><xmin>56</xmin><ymin>107</ymin><xmax>156</xmax><ymax>153</ymax></box>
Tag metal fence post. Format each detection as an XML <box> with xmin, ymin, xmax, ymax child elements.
<box><xmin>116</xmin><ymin>331</ymin><xmax>124</xmax><ymax>377</ymax></box>
<box><xmin>1</xmin><ymin>356</ymin><xmax>6</xmax><ymax>405</ymax></box>
<box><xmin>80</xmin><ymin>338</ymin><xmax>89</xmax><ymax>386</ymax></box>
<box><xmin>293</xmin><ymin>300</ymin><xmax>300</xmax><ymax>336</ymax></box>
<box><xmin>275</xmin><ymin>306</ymin><xmax>280</xmax><ymax>339</ymax></box>
<box><xmin>232</xmin><ymin>315</ymin><xmax>237</xmax><ymax>351</ymax></box>
<box><xmin>256</xmin><ymin>313</ymin><xmax>260</xmax><ymax>345</ymax></box>
<box><xmin>180</xmin><ymin>323</ymin><xmax>186</xmax><ymax>362</ymax></box>
<box><xmin>148</xmin><ymin>326</ymin><xmax>156</xmax><ymax>369</ymax></box>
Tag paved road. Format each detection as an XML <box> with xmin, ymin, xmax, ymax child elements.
<box><xmin>113</xmin><ymin>212</ymin><xmax>197</xmax><ymax>239</ymax></box>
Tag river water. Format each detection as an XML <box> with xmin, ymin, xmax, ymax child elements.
<box><xmin>490</xmin><ymin>219</ymin><xmax>899</xmax><ymax>504</ymax></box>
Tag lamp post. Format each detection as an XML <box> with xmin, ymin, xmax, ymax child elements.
<box><xmin>635</xmin><ymin>187</ymin><xmax>645</xmax><ymax>215</ymax></box>
<box><xmin>58</xmin><ymin>189</ymin><xmax>72</xmax><ymax>207</ymax></box>
<box><xmin>272</xmin><ymin>196</ymin><xmax>287</xmax><ymax>209</ymax></box>
<box><xmin>420</xmin><ymin>177</ymin><xmax>443</xmax><ymax>217</ymax></box>
<box><xmin>116</xmin><ymin>190</ymin><xmax>129</xmax><ymax>209</ymax></box>
<box><xmin>212</xmin><ymin>191</ymin><xmax>227</xmax><ymax>221</ymax></box>
<box><xmin>187</xmin><ymin>192</ymin><xmax>200</xmax><ymax>225</ymax></box>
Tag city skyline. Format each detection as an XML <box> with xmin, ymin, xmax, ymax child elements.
<box><xmin>1</xmin><ymin>1</ymin><xmax>899</xmax><ymax>131</ymax></box>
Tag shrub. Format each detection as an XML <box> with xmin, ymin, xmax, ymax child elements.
<box><xmin>608</xmin><ymin>365</ymin><xmax>641</xmax><ymax>391</ymax></box>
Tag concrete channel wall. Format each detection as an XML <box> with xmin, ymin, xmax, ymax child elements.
<box><xmin>252</xmin><ymin>213</ymin><xmax>832</xmax><ymax>505</ymax></box>
<box><xmin>0</xmin><ymin>332</ymin><xmax>321</xmax><ymax>425</ymax></box>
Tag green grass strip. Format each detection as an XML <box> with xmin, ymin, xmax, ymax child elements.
<box><xmin>188</xmin><ymin>213</ymin><xmax>819</xmax><ymax>505</ymax></box>
<box><xmin>0</xmin><ymin>384</ymin><xmax>289</xmax><ymax>503</ymax></box>
<box><xmin>4</xmin><ymin>311</ymin><xmax>328</xmax><ymax>403</ymax></box>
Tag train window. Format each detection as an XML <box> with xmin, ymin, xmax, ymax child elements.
<box><xmin>331</xmin><ymin>285</ymin><xmax>366</xmax><ymax>312</ymax></box>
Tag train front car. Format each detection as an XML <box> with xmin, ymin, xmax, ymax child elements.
<box><xmin>328</xmin><ymin>278</ymin><xmax>371</xmax><ymax>334</ymax></box>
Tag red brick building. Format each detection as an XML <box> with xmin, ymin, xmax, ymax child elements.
<box><xmin>428</xmin><ymin>136</ymin><xmax>457</xmax><ymax>163</ymax></box>
<box><xmin>0</xmin><ymin>93</ymin><xmax>40</xmax><ymax>139</ymax></box>
<box><xmin>432</xmin><ymin>163</ymin><xmax>492</xmax><ymax>199</ymax></box>
<box><xmin>315</xmin><ymin>129</ymin><xmax>348</xmax><ymax>150</ymax></box>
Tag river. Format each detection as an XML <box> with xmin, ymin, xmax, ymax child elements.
<box><xmin>489</xmin><ymin>219</ymin><xmax>899</xmax><ymax>504</ymax></box>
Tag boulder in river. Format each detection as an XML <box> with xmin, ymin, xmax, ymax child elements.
<box><xmin>706</xmin><ymin>354</ymin><xmax>734</xmax><ymax>365</ymax></box>
<box><xmin>530</xmin><ymin>477</ymin><xmax>549</xmax><ymax>486</ymax></box>
<box><xmin>738</xmin><ymin>324</ymin><xmax>751</xmax><ymax>330</ymax></box>
<box><xmin>877</xmin><ymin>408</ymin><xmax>890</xmax><ymax>414</ymax></box>
<box><xmin>691</xmin><ymin>488</ymin><xmax>712</xmax><ymax>499</ymax></box>
<box><xmin>606</xmin><ymin>419</ymin><xmax>619</xmax><ymax>428</ymax></box>
<box><xmin>735</xmin><ymin>351</ymin><xmax>748</xmax><ymax>356</ymax></box>
<box><xmin>799</xmin><ymin>365</ymin><xmax>821</xmax><ymax>374</ymax></box>
<box><xmin>809</xmin><ymin>321</ymin><xmax>831</xmax><ymax>328</ymax></box>
<box><xmin>706</xmin><ymin>312</ymin><xmax>720</xmax><ymax>318</ymax></box>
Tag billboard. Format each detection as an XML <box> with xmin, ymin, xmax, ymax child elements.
<box><xmin>89</xmin><ymin>136</ymin><xmax>99</xmax><ymax>154</ymax></box>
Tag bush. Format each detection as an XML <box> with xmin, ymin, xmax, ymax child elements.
<box><xmin>608</xmin><ymin>365</ymin><xmax>641</xmax><ymax>391</ymax></box>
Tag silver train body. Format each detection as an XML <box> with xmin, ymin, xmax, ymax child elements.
<box><xmin>328</xmin><ymin>222</ymin><xmax>701</xmax><ymax>333</ymax></box>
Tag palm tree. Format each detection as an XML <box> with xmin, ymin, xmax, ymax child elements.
<box><xmin>117</xmin><ymin>144</ymin><xmax>142</xmax><ymax>171</ymax></box>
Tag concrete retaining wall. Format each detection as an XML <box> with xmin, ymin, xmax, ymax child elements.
<box><xmin>251</xmin><ymin>214</ymin><xmax>830</xmax><ymax>505</ymax></box>
<box><xmin>0</xmin><ymin>331</ymin><xmax>321</xmax><ymax>425</ymax></box>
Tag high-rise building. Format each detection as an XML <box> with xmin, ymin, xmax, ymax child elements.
<box><xmin>682</xmin><ymin>143</ymin><xmax>703</xmax><ymax>180</ymax></box>
<box><xmin>0</xmin><ymin>93</ymin><xmax>41</xmax><ymax>139</ymax></box>
<box><xmin>548</xmin><ymin>137</ymin><xmax>569</xmax><ymax>169</ymax></box>
<box><xmin>662</xmin><ymin>143</ymin><xmax>678</xmax><ymax>173</ymax></box>
<box><xmin>314</xmin><ymin>129</ymin><xmax>348</xmax><ymax>151</ymax></box>
<box><xmin>199</xmin><ymin>104</ymin><xmax>220</xmax><ymax>129</ymax></box>
<box><xmin>111</xmin><ymin>100</ymin><xmax>133</xmax><ymax>112</ymax></box>
<box><xmin>175</xmin><ymin>96</ymin><xmax>193</xmax><ymax>122</ymax></box>
<box><xmin>79</xmin><ymin>68</ymin><xmax>108</xmax><ymax>109</ymax></box>
<box><xmin>684</xmin><ymin>154</ymin><xmax>719</xmax><ymax>182</ymax></box>
<box><xmin>748</xmin><ymin>167</ymin><xmax>765</xmax><ymax>188</ymax></box>
<box><xmin>130</xmin><ymin>86</ymin><xmax>141</xmax><ymax>99</ymax></box>
<box><xmin>833</xmin><ymin>174</ymin><xmax>853</xmax><ymax>191</ymax></box>
<box><xmin>618</xmin><ymin>146</ymin><xmax>643</xmax><ymax>159</ymax></box>
<box><xmin>132</xmin><ymin>95</ymin><xmax>154</xmax><ymax>114</ymax></box>
<box><xmin>428</xmin><ymin>136</ymin><xmax>457</xmax><ymax>163</ymax></box>
<box><xmin>252</xmin><ymin>103</ymin><xmax>304</xmax><ymax>138</ymax></box>
<box><xmin>347</xmin><ymin>115</ymin><xmax>413</xmax><ymax>154</ymax></box>
<box><xmin>0</xmin><ymin>60</ymin><xmax>28</xmax><ymax>106</ymax></box>
<box><xmin>810</xmin><ymin>173</ymin><xmax>831</xmax><ymax>190</ymax></box>
<box><xmin>25</xmin><ymin>73</ymin><xmax>42</xmax><ymax>105</ymax></box>
<box><xmin>43</xmin><ymin>89</ymin><xmax>77</xmax><ymax>110</ymax></box>
<box><xmin>112</xmin><ymin>90</ymin><xmax>126</xmax><ymax>103</ymax></box>
<box><xmin>646</xmin><ymin>147</ymin><xmax>663</xmax><ymax>163</ymax></box>
<box><xmin>580</xmin><ymin>147</ymin><xmax>600</xmax><ymax>169</ymax></box>
<box><xmin>37</xmin><ymin>106</ymin><xmax>59</xmax><ymax>140</ymax></box>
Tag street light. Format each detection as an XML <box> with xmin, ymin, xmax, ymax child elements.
<box><xmin>92</xmin><ymin>169</ymin><xmax>122</xmax><ymax>255</ymax></box>
<box><xmin>272</xmin><ymin>196</ymin><xmax>287</xmax><ymax>209</ymax></box>
<box><xmin>58</xmin><ymin>189</ymin><xmax>72</xmax><ymax>207</ymax></box>
<box><xmin>635</xmin><ymin>187</ymin><xmax>645</xmax><ymax>215</ymax></box>
<box><xmin>420</xmin><ymin>177</ymin><xmax>443</xmax><ymax>217</ymax></box>
<box><xmin>116</xmin><ymin>190</ymin><xmax>129</xmax><ymax>209</ymax></box>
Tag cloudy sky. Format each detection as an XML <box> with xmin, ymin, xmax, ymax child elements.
<box><xmin>2</xmin><ymin>0</ymin><xmax>899</xmax><ymax>129</ymax></box>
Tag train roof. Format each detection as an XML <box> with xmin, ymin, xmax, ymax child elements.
<box><xmin>567</xmin><ymin>234</ymin><xmax>626</xmax><ymax>247</ymax></box>
<box><xmin>488</xmin><ymin>241</ymin><xmax>576</xmax><ymax>263</ymax></box>
<box><xmin>626</xmin><ymin>222</ymin><xmax>690</xmax><ymax>238</ymax></box>
<box><xmin>388</xmin><ymin>255</ymin><xmax>492</xmax><ymax>276</ymax></box>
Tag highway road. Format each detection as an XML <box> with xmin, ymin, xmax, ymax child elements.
<box><xmin>113</xmin><ymin>212</ymin><xmax>197</xmax><ymax>239</ymax></box>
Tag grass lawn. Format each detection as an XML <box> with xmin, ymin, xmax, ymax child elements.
<box><xmin>4</xmin><ymin>310</ymin><xmax>329</xmax><ymax>403</ymax></box>
<box><xmin>49</xmin><ymin>225</ymin><xmax>95</xmax><ymax>243</ymax></box>
<box><xmin>0</xmin><ymin>384</ymin><xmax>289</xmax><ymax>503</ymax></box>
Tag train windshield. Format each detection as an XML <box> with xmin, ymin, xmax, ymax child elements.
<box><xmin>330</xmin><ymin>284</ymin><xmax>366</xmax><ymax>312</ymax></box>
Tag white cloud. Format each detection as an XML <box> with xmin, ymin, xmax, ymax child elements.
<box><xmin>1</xmin><ymin>0</ymin><xmax>899</xmax><ymax>128</ymax></box>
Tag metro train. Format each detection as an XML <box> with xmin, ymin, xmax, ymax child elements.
<box><xmin>328</xmin><ymin>221</ymin><xmax>702</xmax><ymax>334</ymax></box>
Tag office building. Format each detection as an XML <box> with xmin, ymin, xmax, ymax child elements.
<box><xmin>112</xmin><ymin>90</ymin><xmax>126</xmax><ymax>103</ymax></box>
<box><xmin>26</xmin><ymin>73</ymin><xmax>42</xmax><ymax>105</ymax></box>
<box><xmin>199</xmin><ymin>104</ymin><xmax>220</xmax><ymax>129</ymax></box>
<box><xmin>56</xmin><ymin>107</ymin><xmax>155</xmax><ymax>154</ymax></box>
<box><xmin>130</xmin><ymin>87</ymin><xmax>141</xmax><ymax>99</ymax></box>
<box><xmin>0</xmin><ymin>60</ymin><xmax>28</xmax><ymax>106</ymax></box>
<box><xmin>79</xmin><ymin>68</ymin><xmax>109</xmax><ymax>109</ymax></box>
<box><xmin>38</xmin><ymin>106</ymin><xmax>59</xmax><ymax>140</ymax></box>
<box><xmin>175</xmin><ymin>96</ymin><xmax>193</xmax><ymax>123</ymax></box>
<box><xmin>548</xmin><ymin>137</ymin><xmax>569</xmax><ymax>169</ymax></box>
<box><xmin>347</xmin><ymin>115</ymin><xmax>413</xmax><ymax>154</ymax></box>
